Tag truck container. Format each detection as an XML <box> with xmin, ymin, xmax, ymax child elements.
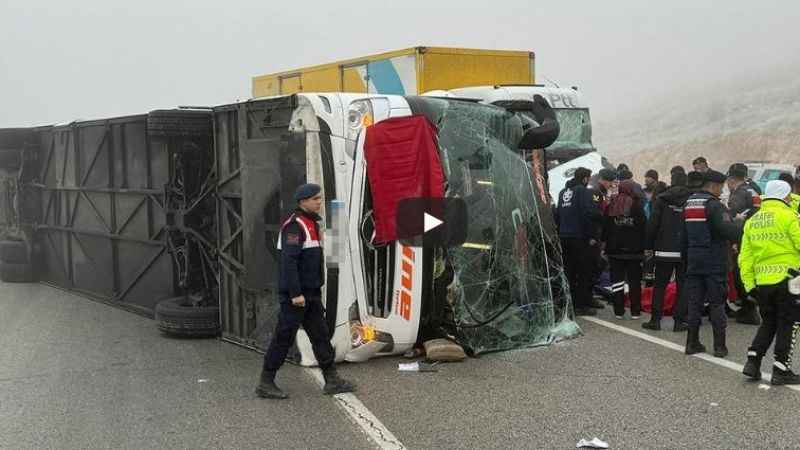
<box><xmin>251</xmin><ymin>47</ymin><xmax>535</xmax><ymax>98</ymax></box>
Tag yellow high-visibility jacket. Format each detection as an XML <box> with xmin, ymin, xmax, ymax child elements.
<box><xmin>738</xmin><ymin>199</ymin><xmax>800</xmax><ymax>292</ymax></box>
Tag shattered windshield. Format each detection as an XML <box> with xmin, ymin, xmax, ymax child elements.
<box><xmin>410</xmin><ymin>97</ymin><xmax>580</xmax><ymax>354</ymax></box>
<box><xmin>522</xmin><ymin>108</ymin><xmax>593</xmax><ymax>151</ymax></box>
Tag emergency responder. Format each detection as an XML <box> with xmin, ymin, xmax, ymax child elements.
<box><xmin>603</xmin><ymin>180</ymin><xmax>647</xmax><ymax>319</ymax></box>
<box><xmin>692</xmin><ymin>156</ymin><xmax>710</xmax><ymax>173</ymax></box>
<box><xmin>683</xmin><ymin>170</ymin><xmax>743</xmax><ymax>357</ymax></box>
<box><xmin>643</xmin><ymin>171</ymin><xmax>691</xmax><ymax>331</ymax></box>
<box><xmin>556</xmin><ymin>167</ymin><xmax>602</xmax><ymax>316</ymax></box>
<box><xmin>778</xmin><ymin>172</ymin><xmax>800</xmax><ymax>212</ymax></box>
<box><xmin>256</xmin><ymin>183</ymin><xmax>355</xmax><ymax>399</ymax></box>
<box><xmin>727</xmin><ymin>163</ymin><xmax>762</xmax><ymax>325</ymax></box>
<box><xmin>739</xmin><ymin>180</ymin><xmax>800</xmax><ymax>385</ymax></box>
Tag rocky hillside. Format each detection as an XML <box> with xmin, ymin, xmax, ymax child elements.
<box><xmin>594</xmin><ymin>65</ymin><xmax>800</xmax><ymax>178</ymax></box>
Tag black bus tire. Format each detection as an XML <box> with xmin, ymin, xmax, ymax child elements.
<box><xmin>155</xmin><ymin>297</ymin><xmax>220</xmax><ymax>338</ymax></box>
<box><xmin>0</xmin><ymin>240</ymin><xmax>28</xmax><ymax>264</ymax></box>
<box><xmin>0</xmin><ymin>261</ymin><xmax>33</xmax><ymax>283</ymax></box>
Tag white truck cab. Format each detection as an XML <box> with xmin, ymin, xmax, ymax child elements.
<box><xmin>424</xmin><ymin>85</ymin><xmax>612</xmax><ymax>201</ymax></box>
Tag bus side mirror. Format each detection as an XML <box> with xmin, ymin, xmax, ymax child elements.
<box><xmin>518</xmin><ymin>95</ymin><xmax>560</xmax><ymax>150</ymax></box>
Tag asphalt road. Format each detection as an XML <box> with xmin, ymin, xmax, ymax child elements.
<box><xmin>1</xmin><ymin>282</ymin><xmax>798</xmax><ymax>450</ymax></box>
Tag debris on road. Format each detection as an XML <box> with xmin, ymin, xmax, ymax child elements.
<box><xmin>576</xmin><ymin>437</ymin><xmax>610</xmax><ymax>448</ymax></box>
<box><xmin>398</xmin><ymin>361</ymin><xmax>439</xmax><ymax>372</ymax></box>
<box><xmin>423</xmin><ymin>338</ymin><xmax>467</xmax><ymax>362</ymax></box>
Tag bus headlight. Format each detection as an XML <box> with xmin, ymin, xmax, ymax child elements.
<box><xmin>346</xmin><ymin>100</ymin><xmax>373</xmax><ymax>142</ymax></box>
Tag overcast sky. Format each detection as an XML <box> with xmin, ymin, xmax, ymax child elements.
<box><xmin>1</xmin><ymin>0</ymin><xmax>799</xmax><ymax>127</ymax></box>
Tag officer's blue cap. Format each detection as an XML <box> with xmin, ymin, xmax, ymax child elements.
<box><xmin>294</xmin><ymin>183</ymin><xmax>322</xmax><ymax>202</ymax></box>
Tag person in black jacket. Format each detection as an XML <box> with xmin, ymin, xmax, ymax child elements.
<box><xmin>687</xmin><ymin>170</ymin><xmax>705</xmax><ymax>192</ymax></box>
<box><xmin>557</xmin><ymin>167</ymin><xmax>603</xmax><ymax>316</ymax></box>
<box><xmin>643</xmin><ymin>172</ymin><xmax>691</xmax><ymax>331</ymax></box>
<box><xmin>727</xmin><ymin>163</ymin><xmax>761</xmax><ymax>220</ymax></box>
<box><xmin>603</xmin><ymin>180</ymin><xmax>647</xmax><ymax>319</ymax></box>
<box><xmin>256</xmin><ymin>183</ymin><xmax>355</xmax><ymax>399</ymax></box>
<box><xmin>692</xmin><ymin>156</ymin><xmax>710</xmax><ymax>173</ymax></box>
<box><xmin>683</xmin><ymin>170</ymin><xmax>744</xmax><ymax>357</ymax></box>
<box><xmin>587</xmin><ymin>168</ymin><xmax>618</xmax><ymax>309</ymax></box>
<box><xmin>726</xmin><ymin>163</ymin><xmax>762</xmax><ymax>325</ymax></box>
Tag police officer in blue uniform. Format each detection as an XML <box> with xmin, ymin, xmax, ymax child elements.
<box><xmin>256</xmin><ymin>183</ymin><xmax>355</xmax><ymax>399</ymax></box>
<box><xmin>683</xmin><ymin>170</ymin><xmax>743</xmax><ymax>357</ymax></box>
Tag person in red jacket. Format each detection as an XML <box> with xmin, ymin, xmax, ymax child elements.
<box><xmin>603</xmin><ymin>180</ymin><xmax>648</xmax><ymax>319</ymax></box>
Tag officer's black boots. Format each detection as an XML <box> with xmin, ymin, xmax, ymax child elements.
<box><xmin>588</xmin><ymin>297</ymin><xmax>606</xmax><ymax>309</ymax></box>
<box><xmin>742</xmin><ymin>354</ymin><xmax>762</xmax><ymax>380</ymax></box>
<box><xmin>322</xmin><ymin>367</ymin><xmax>356</xmax><ymax>395</ymax></box>
<box><xmin>673</xmin><ymin>321</ymin><xmax>689</xmax><ymax>332</ymax></box>
<box><xmin>685</xmin><ymin>327</ymin><xmax>706</xmax><ymax>355</ymax></box>
<box><xmin>736</xmin><ymin>303</ymin><xmax>761</xmax><ymax>325</ymax></box>
<box><xmin>771</xmin><ymin>330</ymin><xmax>800</xmax><ymax>385</ymax></box>
<box><xmin>642</xmin><ymin>318</ymin><xmax>661</xmax><ymax>331</ymax></box>
<box><xmin>256</xmin><ymin>370</ymin><xmax>288</xmax><ymax>399</ymax></box>
<box><xmin>712</xmin><ymin>329</ymin><xmax>728</xmax><ymax>358</ymax></box>
<box><xmin>771</xmin><ymin>366</ymin><xmax>800</xmax><ymax>385</ymax></box>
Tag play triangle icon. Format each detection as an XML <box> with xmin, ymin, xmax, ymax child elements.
<box><xmin>424</xmin><ymin>212</ymin><xmax>443</xmax><ymax>233</ymax></box>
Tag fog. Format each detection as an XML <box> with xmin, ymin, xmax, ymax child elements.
<box><xmin>1</xmin><ymin>0</ymin><xmax>799</xmax><ymax>128</ymax></box>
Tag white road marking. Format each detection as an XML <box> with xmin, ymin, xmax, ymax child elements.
<box><xmin>582</xmin><ymin>316</ymin><xmax>800</xmax><ymax>393</ymax></box>
<box><xmin>306</xmin><ymin>368</ymin><xmax>406</xmax><ymax>450</ymax></box>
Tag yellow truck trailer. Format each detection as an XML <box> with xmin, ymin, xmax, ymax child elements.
<box><xmin>252</xmin><ymin>46</ymin><xmax>535</xmax><ymax>97</ymax></box>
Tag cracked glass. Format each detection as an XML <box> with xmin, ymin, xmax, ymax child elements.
<box><xmin>416</xmin><ymin>98</ymin><xmax>581</xmax><ymax>354</ymax></box>
<box><xmin>522</xmin><ymin>108</ymin><xmax>593</xmax><ymax>151</ymax></box>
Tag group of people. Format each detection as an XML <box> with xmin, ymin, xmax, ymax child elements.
<box><xmin>556</xmin><ymin>157</ymin><xmax>800</xmax><ymax>385</ymax></box>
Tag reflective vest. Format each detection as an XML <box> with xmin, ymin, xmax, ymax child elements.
<box><xmin>738</xmin><ymin>199</ymin><xmax>800</xmax><ymax>292</ymax></box>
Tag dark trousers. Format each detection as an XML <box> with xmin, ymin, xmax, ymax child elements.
<box><xmin>749</xmin><ymin>282</ymin><xmax>800</xmax><ymax>365</ymax></box>
<box><xmin>610</xmin><ymin>258</ymin><xmax>642</xmax><ymax>317</ymax></box>
<box><xmin>686</xmin><ymin>274</ymin><xmax>727</xmax><ymax>331</ymax></box>
<box><xmin>732</xmin><ymin>252</ymin><xmax>757</xmax><ymax>314</ymax></box>
<box><xmin>561</xmin><ymin>238</ymin><xmax>594</xmax><ymax>309</ymax></box>
<box><xmin>263</xmin><ymin>292</ymin><xmax>334</xmax><ymax>372</ymax></box>
<box><xmin>652</xmin><ymin>260</ymin><xmax>687</xmax><ymax>322</ymax></box>
<box><xmin>589</xmin><ymin>244</ymin><xmax>604</xmax><ymax>287</ymax></box>
<box><xmin>729</xmin><ymin>247</ymin><xmax>747</xmax><ymax>300</ymax></box>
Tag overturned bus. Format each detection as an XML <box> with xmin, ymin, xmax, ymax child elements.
<box><xmin>2</xmin><ymin>93</ymin><xmax>579</xmax><ymax>363</ymax></box>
